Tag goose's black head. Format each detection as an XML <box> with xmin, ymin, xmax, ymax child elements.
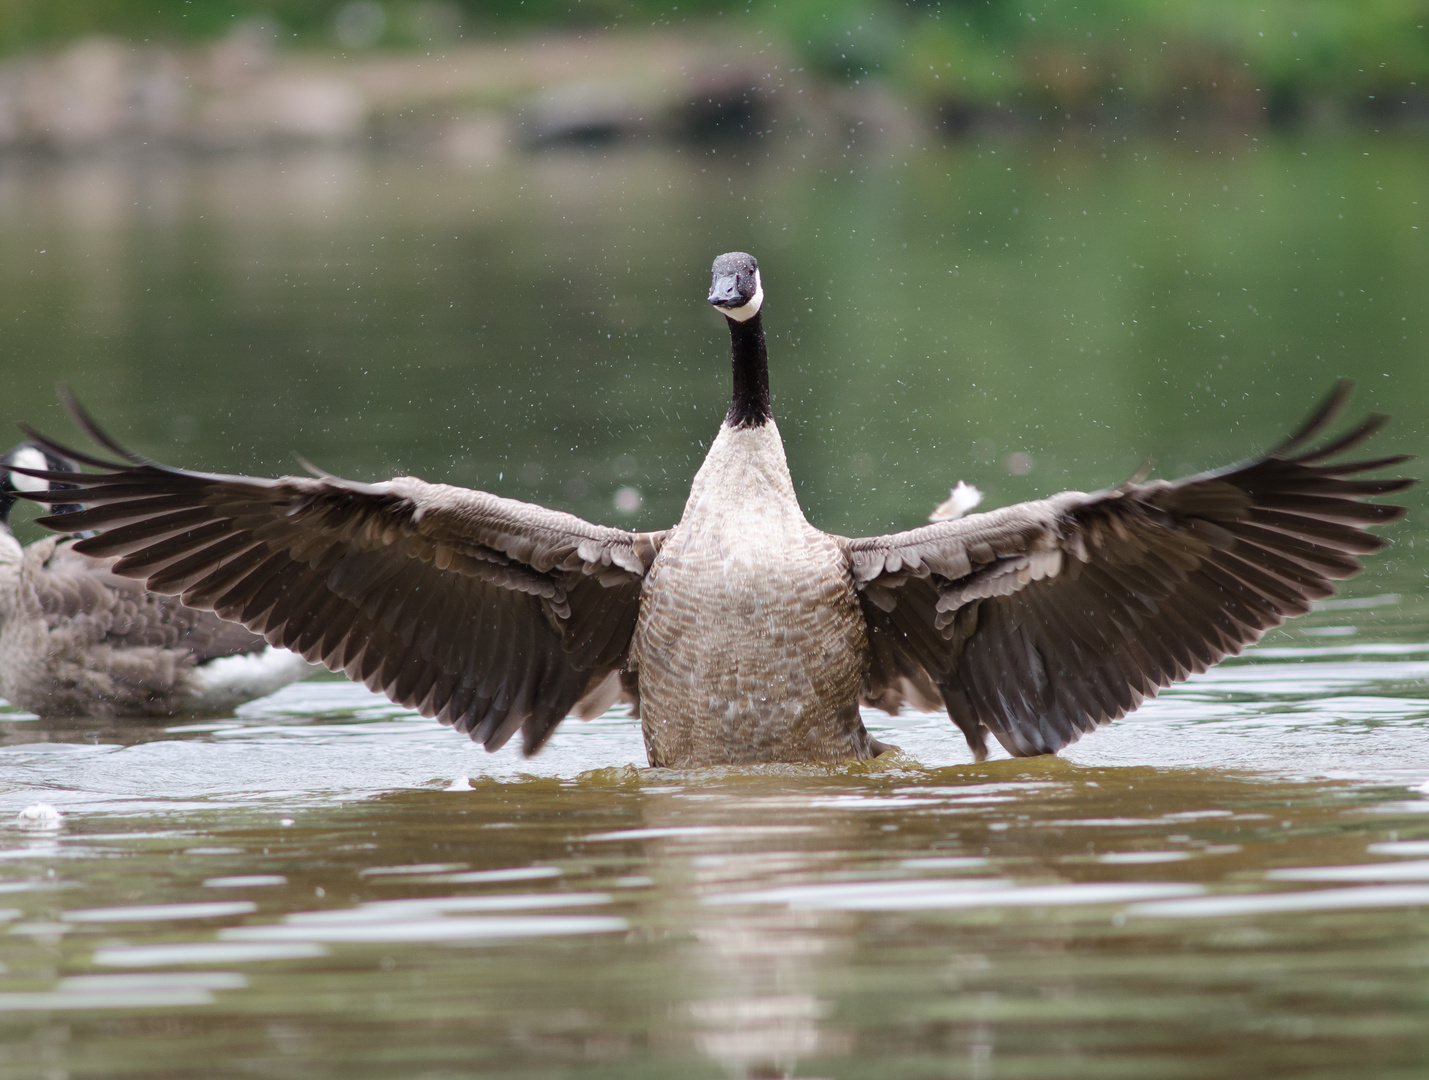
<box><xmin>709</xmin><ymin>252</ymin><xmax>772</xmax><ymax>428</ymax></box>
<box><xmin>708</xmin><ymin>251</ymin><xmax>763</xmax><ymax>323</ymax></box>
<box><xmin>1</xmin><ymin>442</ymin><xmax>84</xmax><ymax>534</ymax></box>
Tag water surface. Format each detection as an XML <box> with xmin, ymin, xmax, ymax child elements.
<box><xmin>0</xmin><ymin>132</ymin><xmax>1427</xmax><ymax>1078</ymax></box>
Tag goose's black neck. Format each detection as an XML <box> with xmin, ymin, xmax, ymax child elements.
<box><xmin>725</xmin><ymin>310</ymin><xmax>771</xmax><ymax>429</ymax></box>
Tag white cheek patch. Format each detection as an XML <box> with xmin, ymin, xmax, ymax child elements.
<box><xmin>7</xmin><ymin>447</ymin><xmax>50</xmax><ymax>493</ymax></box>
<box><xmin>722</xmin><ymin>269</ymin><xmax>763</xmax><ymax>322</ymax></box>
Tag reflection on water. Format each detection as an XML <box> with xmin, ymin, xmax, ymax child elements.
<box><xmin>0</xmin><ymin>650</ymin><xmax>1428</xmax><ymax>1076</ymax></box>
<box><xmin>0</xmin><ymin>133</ymin><xmax>1426</xmax><ymax>1077</ymax></box>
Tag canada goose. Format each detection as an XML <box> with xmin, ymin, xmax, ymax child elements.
<box><xmin>0</xmin><ymin>442</ymin><xmax>316</xmax><ymax>718</ymax></box>
<box><xmin>12</xmin><ymin>252</ymin><xmax>1412</xmax><ymax>764</ymax></box>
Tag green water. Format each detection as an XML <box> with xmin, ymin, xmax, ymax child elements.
<box><xmin>0</xmin><ymin>132</ymin><xmax>1427</xmax><ymax>1078</ymax></box>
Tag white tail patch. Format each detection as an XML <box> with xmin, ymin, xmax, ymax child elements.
<box><xmin>188</xmin><ymin>647</ymin><xmax>318</xmax><ymax>712</ymax></box>
<box><xmin>7</xmin><ymin>447</ymin><xmax>50</xmax><ymax>494</ymax></box>
<box><xmin>929</xmin><ymin>481</ymin><xmax>984</xmax><ymax>522</ymax></box>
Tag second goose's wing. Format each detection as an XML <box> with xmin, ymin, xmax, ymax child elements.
<box><xmin>17</xmin><ymin>407</ymin><xmax>664</xmax><ymax>756</ymax></box>
<box><xmin>843</xmin><ymin>383</ymin><xmax>1413</xmax><ymax>760</ymax></box>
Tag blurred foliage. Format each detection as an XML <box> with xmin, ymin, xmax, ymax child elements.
<box><xmin>0</xmin><ymin>0</ymin><xmax>1423</xmax><ymax>91</ymax></box>
<box><xmin>768</xmin><ymin>0</ymin><xmax>1429</xmax><ymax>121</ymax></box>
<box><xmin>0</xmin><ymin>0</ymin><xmax>724</xmax><ymax>54</ymax></box>
<box><xmin>0</xmin><ymin>0</ymin><xmax>1423</xmax><ymax>121</ymax></box>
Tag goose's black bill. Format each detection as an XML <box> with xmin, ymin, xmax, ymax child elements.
<box><xmin>709</xmin><ymin>275</ymin><xmax>743</xmax><ymax>307</ymax></box>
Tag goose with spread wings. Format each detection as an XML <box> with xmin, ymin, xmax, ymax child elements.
<box><xmin>14</xmin><ymin>252</ymin><xmax>1412</xmax><ymax>764</ymax></box>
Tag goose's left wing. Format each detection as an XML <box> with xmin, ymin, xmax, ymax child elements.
<box><xmin>14</xmin><ymin>400</ymin><xmax>665</xmax><ymax>756</ymax></box>
<box><xmin>844</xmin><ymin>383</ymin><xmax>1413</xmax><ymax>760</ymax></box>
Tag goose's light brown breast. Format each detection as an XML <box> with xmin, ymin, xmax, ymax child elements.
<box><xmin>630</xmin><ymin>423</ymin><xmax>877</xmax><ymax>767</ymax></box>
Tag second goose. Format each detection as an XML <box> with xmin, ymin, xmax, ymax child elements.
<box><xmin>14</xmin><ymin>252</ymin><xmax>1412</xmax><ymax>764</ymax></box>
<box><xmin>1</xmin><ymin>442</ymin><xmax>316</xmax><ymax>718</ymax></box>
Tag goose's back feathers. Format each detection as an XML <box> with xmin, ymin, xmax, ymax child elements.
<box><xmin>0</xmin><ymin>534</ymin><xmax>290</xmax><ymax>717</ymax></box>
<box><xmin>845</xmin><ymin>381</ymin><xmax>1413</xmax><ymax>758</ymax></box>
<box><xmin>27</xmin><ymin>540</ymin><xmax>260</xmax><ymax>658</ymax></box>
<box><xmin>19</xmin><ymin>418</ymin><xmax>664</xmax><ymax>754</ymax></box>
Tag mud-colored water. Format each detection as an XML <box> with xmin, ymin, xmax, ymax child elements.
<box><xmin>0</xmin><ymin>131</ymin><xmax>1426</xmax><ymax>1078</ymax></box>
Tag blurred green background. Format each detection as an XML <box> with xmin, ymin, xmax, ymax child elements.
<box><xmin>0</xmin><ymin>0</ymin><xmax>1426</xmax><ymax>122</ymax></box>
<box><xmin>0</xmin><ymin>0</ymin><xmax>1425</xmax><ymax>639</ymax></box>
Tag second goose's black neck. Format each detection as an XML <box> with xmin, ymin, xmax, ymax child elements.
<box><xmin>725</xmin><ymin>311</ymin><xmax>771</xmax><ymax>429</ymax></box>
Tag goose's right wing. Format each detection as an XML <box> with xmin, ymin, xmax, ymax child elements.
<box><xmin>845</xmin><ymin>382</ymin><xmax>1413</xmax><ymax>760</ymax></box>
<box><xmin>16</xmin><ymin>405</ymin><xmax>665</xmax><ymax>755</ymax></box>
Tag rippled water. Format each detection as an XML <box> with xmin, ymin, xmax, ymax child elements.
<box><xmin>4</xmin><ymin>654</ymin><xmax>1429</xmax><ymax>1079</ymax></box>
<box><xmin>1</xmin><ymin>131</ymin><xmax>1428</xmax><ymax>1077</ymax></box>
